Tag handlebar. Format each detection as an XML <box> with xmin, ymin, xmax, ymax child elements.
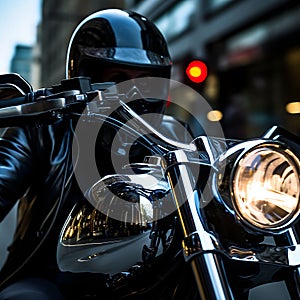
<box><xmin>0</xmin><ymin>77</ymin><xmax>119</xmax><ymax>125</ymax></box>
<box><xmin>0</xmin><ymin>76</ymin><xmax>197</xmax><ymax>154</ymax></box>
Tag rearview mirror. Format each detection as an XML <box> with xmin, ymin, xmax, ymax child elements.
<box><xmin>0</xmin><ymin>73</ymin><xmax>32</xmax><ymax>99</ymax></box>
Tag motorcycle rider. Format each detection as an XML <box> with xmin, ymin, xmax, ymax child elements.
<box><xmin>0</xmin><ymin>8</ymin><xmax>173</xmax><ymax>299</ymax></box>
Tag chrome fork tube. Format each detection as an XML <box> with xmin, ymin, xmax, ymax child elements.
<box><xmin>162</xmin><ymin>150</ymin><xmax>234</xmax><ymax>300</ymax></box>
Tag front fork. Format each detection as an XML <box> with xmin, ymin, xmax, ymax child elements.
<box><xmin>161</xmin><ymin>149</ymin><xmax>234</xmax><ymax>300</ymax></box>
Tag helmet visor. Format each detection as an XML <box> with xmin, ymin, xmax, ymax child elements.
<box><xmin>79</xmin><ymin>46</ymin><xmax>172</xmax><ymax>67</ymax></box>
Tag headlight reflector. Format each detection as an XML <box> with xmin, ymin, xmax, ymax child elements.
<box><xmin>232</xmin><ymin>145</ymin><xmax>300</xmax><ymax>231</ymax></box>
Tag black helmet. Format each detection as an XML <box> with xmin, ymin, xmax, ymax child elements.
<box><xmin>66</xmin><ymin>8</ymin><xmax>172</xmax><ymax>80</ymax></box>
<box><xmin>66</xmin><ymin>8</ymin><xmax>172</xmax><ymax>133</ymax></box>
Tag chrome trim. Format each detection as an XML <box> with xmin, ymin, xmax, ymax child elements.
<box><xmin>227</xmin><ymin>243</ymin><xmax>300</xmax><ymax>266</ymax></box>
<box><xmin>161</xmin><ymin>150</ymin><xmax>217</xmax><ymax>259</ymax></box>
<box><xmin>0</xmin><ymin>98</ymin><xmax>66</xmax><ymax>117</ymax></box>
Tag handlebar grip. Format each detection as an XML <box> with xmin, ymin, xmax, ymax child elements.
<box><xmin>0</xmin><ymin>95</ymin><xmax>27</xmax><ymax>109</ymax></box>
<box><xmin>0</xmin><ymin>89</ymin><xmax>50</xmax><ymax>109</ymax></box>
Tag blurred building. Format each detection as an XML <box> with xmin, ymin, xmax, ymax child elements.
<box><xmin>30</xmin><ymin>24</ymin><xmax>42</xmax><ymax>90</ymax></box>
<box><xmin>130</xmin><ymin>0</ymin><xmax>300</xmax><ymax>138</ymax></box>
<box><xmin>9</xmin><ymin>42</ymin><xmax>41</xmax><ymax>91</ymax></box>
<box><xmin>40</xmin><ymin>0</ymin><xmax>125</xmax><ymax>87</ymax></box>
<box><xmin>38</xmin><ymin>0</ymin><xmax>300</xmax><ymax>138</ymax></box>
<box><xmin>10</xmin><ymin>45</ymin><xmax>33</xmax><ymax>84</ymax></box>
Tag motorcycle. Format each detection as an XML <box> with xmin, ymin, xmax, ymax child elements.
<box><xmin>0</xmin><ymin>73</ymin><xmax>300</xmax><ymax>299</ymax></box>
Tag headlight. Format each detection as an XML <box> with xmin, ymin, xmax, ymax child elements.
<box><xmin>232</xmin><ymin>144</ymin><xmax>300</xmax><ymax>231</ymax></box>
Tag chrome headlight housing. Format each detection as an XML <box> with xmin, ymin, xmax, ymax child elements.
<box><xmin>232</xmin><ymin>143</ymin><xmax>300</xmax><ymax>232</ymax></box>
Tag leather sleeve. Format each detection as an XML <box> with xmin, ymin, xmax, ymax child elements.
<box><xmin>0</xmin><ymin>126</ymin><xmax>34</xmax><ymax>222</ymax></box>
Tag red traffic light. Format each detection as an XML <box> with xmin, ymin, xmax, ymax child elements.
<box><xmin>185</xmin><ymin>60</ymin><xmax>207</xmax><ymax>83</ymax></box>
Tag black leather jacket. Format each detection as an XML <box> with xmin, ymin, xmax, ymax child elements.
<box><xmin>0</xmin><ymin>114</ymin><xmax>187</xmax><ymax>289</ymax></box>
<box><xmin>0</xmin><ymin>119</ymin><xmax>75</xmax><ymax>288</ymax></box>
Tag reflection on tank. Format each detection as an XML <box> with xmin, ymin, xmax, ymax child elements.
<box><xmin>61</xmin><ymin>202</ymin><xmax>152</xmax><ymax>244</ymax></box>
<box><xmin>57</xmin><ymin>173</ymin><xmax>176</xmax><ymax>275</ymax></box>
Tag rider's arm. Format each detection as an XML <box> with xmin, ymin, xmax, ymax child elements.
<box><xmin>0</xmin><ymin>126</ymin><xmax>34</xmax><ymax>222</ymax></box>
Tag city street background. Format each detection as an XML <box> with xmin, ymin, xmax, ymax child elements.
<box><xmin>1</xmin><ymin>1</ymin><xmax>300</xmax><ymax>299</ymax></box>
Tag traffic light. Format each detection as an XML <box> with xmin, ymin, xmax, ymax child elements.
<box><xmin>185</xmin><ymin>60</ymin><xmax>208</xmax><ymax>84</ymax></box>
